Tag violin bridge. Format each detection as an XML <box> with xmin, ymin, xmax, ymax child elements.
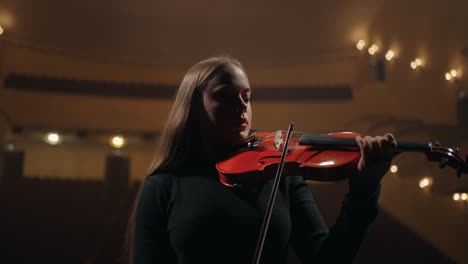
<box><xmin>274</xmin><ymin>130</ymin><xmax>285</xmax><ymax>151</ymax></box>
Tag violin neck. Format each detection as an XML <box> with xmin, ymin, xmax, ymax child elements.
<box><xmin>298</xmin><ymin>135</ymin><xmax>431</xmax><ymax>153</ymax></box>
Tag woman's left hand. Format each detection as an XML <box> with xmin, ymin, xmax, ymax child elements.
<box><xmin>350</xmin><ymin>133</ymin><xmax>397</xmax><ymax>193</ymax></box>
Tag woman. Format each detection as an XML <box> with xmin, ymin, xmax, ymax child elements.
<box><xmin>128</xmin><ymin>56</ymin><xmax>396</xmax><ymax>264</ymax></box>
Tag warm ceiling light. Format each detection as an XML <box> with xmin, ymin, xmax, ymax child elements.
<box><xmin>0</xmin><ymin>25</ymin><xmax>3</xmax><ymax>35</ymax></box>
<box><xmin>110</xmin><ymin>135</ymin><xmax>126</xmax><ymax>148</ymax></box>
<box><xmin>385</xmin><ymin>50</ymin><xmax>395</xmax><ymax>61</ymax></box>
<box><xmin>356</xmin><ymin>40</ymin><xmax>366</xmax><ymax>50</ymax></box>
<box><xmin>453</xmin><ymin>193</ymin><xmax>460</xmax><ymax>201</ymax></box>
<box><xmin>390</xmin><ymin>165</ymin><xmax>398</xmax><ymax>173</ymax></box>
<box><xmin>410</xmin><ymin>61</ymin><xmax>418</xmax><ymax>69</ymax></box>
<box><xmin>44</xmin><ymin>132</ymin><xmax>62</xmax><ymax>145</ymax></box>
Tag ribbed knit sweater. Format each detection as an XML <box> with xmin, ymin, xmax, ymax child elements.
<box><xmin>133</xmin><ymin>162</ymin><xmax>380</xmax><ymax>264</ymax></box>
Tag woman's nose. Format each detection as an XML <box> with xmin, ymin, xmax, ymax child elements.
<box><xmin>233</xmin><ymin>95</ymin><xmax>248</xmax><ymax>113</ymax></box>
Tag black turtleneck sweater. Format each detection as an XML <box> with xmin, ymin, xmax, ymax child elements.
<box><xmin>132</xmin><ymin>163</ymin><xmax>380</xmax><ymax>264</ymax></box>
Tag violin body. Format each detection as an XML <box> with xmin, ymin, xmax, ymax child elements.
<box><xmin>217</xmin><ymin>131</ymin><xmax>362</xmax><ymax>187</ymax></box>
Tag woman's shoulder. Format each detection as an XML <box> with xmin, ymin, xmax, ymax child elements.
<box><xmin>145</xmin><ymin>169</ymin><xmax>177</xmax><ymax>187</ymax></box>
<box><xmin>138</xmin><ymin>170</ymin><xmax>178</xmax><ymax>203</ymax></box>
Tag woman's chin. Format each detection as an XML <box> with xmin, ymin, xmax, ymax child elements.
<box><xmin>220</xmin><ymin>128</ymin><xmax>250</xmax><ymax>145</ymax></box>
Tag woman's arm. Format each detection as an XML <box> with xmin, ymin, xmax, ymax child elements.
<box><xmin>291</xmin><ymin>134</ymin><xmax>395</xmax><ymax>263</ymax></box>
<box><xmin>290</xmin><ymin>177</ymin><xmax>380</xmax><ymax>264</ymax></box>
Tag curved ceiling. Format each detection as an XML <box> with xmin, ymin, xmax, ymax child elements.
<box><xmin>0</xmin><ymin>0</ymin><xmax>385</xmax><ymax>67</ymax></box>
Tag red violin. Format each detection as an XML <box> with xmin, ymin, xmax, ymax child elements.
<box><xmin>216</xmin><ymin>128</ymin><xmax>468</xmax><ymax>187</ymax></box>
<box><xmin>219</xmin><ymin>123</ymin><xmax>468</xmax><ymax>264</ymax></box>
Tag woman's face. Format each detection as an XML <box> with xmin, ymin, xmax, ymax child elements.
<box><xmin>198</xmin><ymin>63</ymin><xmax>252</xmax><ymax>145</ymax></box>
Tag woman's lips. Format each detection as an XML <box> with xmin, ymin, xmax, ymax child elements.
<box><xmin>231</xmin><ymin>119</ymin><xmax>248</xmax><ymax>129</ymax></box>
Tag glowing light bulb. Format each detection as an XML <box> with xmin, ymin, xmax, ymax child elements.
<box><xmin>0</xmin><ymin>25</ymin><xmax>3</xmax><ymax>35</ymax></box>
<box><xmin>356</xmin><ymin>40</ymin><xmax>366</xmax><ymax>50</ymax></box>
<box><xmin>445</xmin><ymin>72</ymin><xmax>452</xmax><ymax>81</ymax></box>
<box><xmin>415</xmin><ymin>58</ymin><xmax>422</xmax><ymax>66</ymax></box>
<box><xmin>390</xmin><ymin>165</ymin><xmax>398</xmax><ymax>173</ymax></box>
<box><xmin>368</xmin><ymin>44</ymin><xmax>378</xmax><ymax>55</ymax></box>
<box><xmin>419</xmin><ymin>179</ymin><xmax>427</xmax><ymax>188</ymax></box>
<box><xmin>450</xmin><ymin>69</ymin><xmax>458</xmax><ymax>77</ymax></box>
<box><xmin>410</xmin><ymin>61</ymin><xmax>417</xmax><ymax>69</ymax></box>
<box><xmin>385</xmin><ymin>50</ymin><xmax>395</xmax><ymax>61</ymax></box>
<box><xmin>419</xmin><ymin>177</ymin><xmax>432</xmax><ymax>189</ymax></box>
<box><xmin>44</xmin><ymin>132</ymin><xmax>62</xmax><ymax>145</ymax></box>
<box><xmin>461</xmin><ymin>193</ymin><xmax>468</xmax><ymax>201</ymax></box>
<box><xmin>453</xmin><ymin>193</ymin><xmax>460</xmax><ymax>201</ymax></box>
<box><xmin>110</xmin><ymin>135</ymin><xmax>126</xmax><ymax>148</ymax></box>
<box><xmin>49</xmin><ymin>133</ymin><xmax>58</xmax><ymax>142</ymax></box>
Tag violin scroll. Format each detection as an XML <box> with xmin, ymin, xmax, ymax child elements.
<box><xmin>426</xmin><ymin>141</ymin><xmax>468</xmax><ymax>177</ymax></box>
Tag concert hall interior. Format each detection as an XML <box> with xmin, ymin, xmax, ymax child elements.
<box><xmin>0</xmin><ymin>0</ymin><xmax>467</xmax><ymax>263</ymax></box>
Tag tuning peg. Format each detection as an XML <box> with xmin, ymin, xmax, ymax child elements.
<box><xmin>439</xmin><ymin>157</ymin><xmax>449</xmax><ymax>168</ymax></box>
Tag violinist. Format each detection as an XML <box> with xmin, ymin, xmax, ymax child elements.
<box><xmin>127</xmin><ymin>56</ymin><xmax>397</xmax><ymax>264</ymax></box>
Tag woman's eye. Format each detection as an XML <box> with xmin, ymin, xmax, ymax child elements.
<box><xmin>212</xmin><ymin>93</ymin><xmax>228</xmax><ymax>102</ymax></box>
<box><xmin>212</xmin><ymin>91</ymin><xmax>251</xmax><ymax>104</ymax></box>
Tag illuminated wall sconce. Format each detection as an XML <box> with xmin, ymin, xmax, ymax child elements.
<box><xmin>410</xmin><ymin>58</ymin><xmax>424</xmax><ymax>70</ymax></box>
<box><xmin>445</xmin><ymin>69</ymin><xmax>465</xmax><ymax>99</ymax></box>
<box><xmin>453</xmin><ymin>192</ymin><xmax>468</xmax><ymax>202</ymax></box>
<box><xmin>356</xmin><ymin>40</ymin><xmax>366</xmax><ymax>50</ymax></box>
<box><xmin>445</xmin><ymin>69</ymin><xmax>459</xmax><ymax>81</ymax></box>
<box><xmin>390</xmin><ymin>164</ymin><xmax>398</xmax><ymax>173</ymax></box>
<box><xmin>385</xmin><ymin>50</ymin><xmax>396</xmax><ymax>61</ymax></box>
<box><xmin>356</xmin><ymin>40</ymin><xmax>383</xmax><ymax>81</ymax></box>
<box><xmin>110</xmin><ymin>135</ymin><xmax>126</xmax><ymax>149</ymax></box>
<box><xmin>44</xmin><ymin>131</ymin><xmax>62</xmax><ymax>145</ymax></box>
<box><xmin>419</xmin><ymin>177</ymin><xmax>432</xmax><ymax>189</ymax></box>
<box><xmin>368</xmin><ymin>44</ymin><xmax>379</xmax><ymax>55</ymax></box>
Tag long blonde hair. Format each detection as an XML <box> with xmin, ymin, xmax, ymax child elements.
<box><xmin>125</xmin><ymin>56</ymin><xmax>244</xmax><ymax>263</ymax></box>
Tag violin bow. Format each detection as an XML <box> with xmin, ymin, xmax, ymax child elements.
<box><xmin>251</xmin><ymin>122</ymin><xmax>295</xmax><ymax>264</ymax></box>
